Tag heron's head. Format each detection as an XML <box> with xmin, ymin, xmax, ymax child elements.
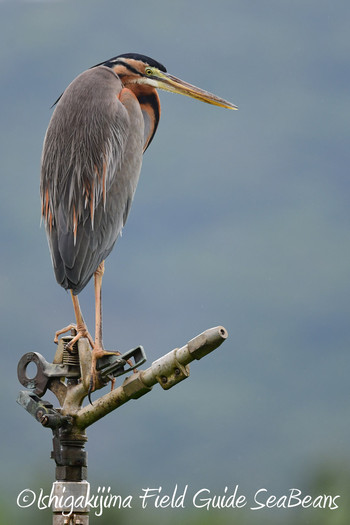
<box><xmin>96</xmin><ymin>52</ymin><xmax>237</xmax><ymax>110</ymax></box>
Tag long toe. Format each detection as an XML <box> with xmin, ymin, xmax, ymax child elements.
<box><xmin>54</xmin><ymin>324</ymin><xmax>77</xmax><ymax>344</ymax></box>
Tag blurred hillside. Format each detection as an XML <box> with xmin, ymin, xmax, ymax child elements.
<box><xmin>0</xmin><ymin>0</ymin><xmax>349</xmax><ymax>523</ymax></box>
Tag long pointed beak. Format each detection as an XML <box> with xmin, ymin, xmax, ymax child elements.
<box><xmin>155</xmin><ymin>72</ymin><xmax>238</xmax><ymax>110</ymax></box>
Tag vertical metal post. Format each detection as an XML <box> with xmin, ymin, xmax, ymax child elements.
<box><xmin>51</xmin><ymin>426</ymin><xmax>89</xmax><ymax>524</ymax></box>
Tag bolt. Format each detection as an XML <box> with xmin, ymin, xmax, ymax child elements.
<box><xmin>36</xmin><ymin>409</ymin><xmax>44</xmax><ymax>421</ymax></box>
<box><xmin>161</xmin><ymin>376</ymin><xmax>167</xmax><ymax>384</ymax></box>
<box><xmin>40</xmin><ymin>414</ymin><xmax>49</xmax><ymax>426</ymax></box>
<box><xmin>174</xmin><ymin>368</ymin><xmax>181</xmax><ymax>376</ymax></box>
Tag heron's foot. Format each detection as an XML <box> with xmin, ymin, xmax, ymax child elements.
<box><xmin>87</xmin><ymin>348</ymin><xmax>139</xmax><ymax>402</ymax></box>
<box><xmin>88</xmin><ymin>347</ymin><xmax>122</xmax><ymax>400</ymax></box>
<box><xmin>54</xmin><ymin>323</ymin><xmax>94</xmax><ymax>349</ymax></box>
<box><xmin>54</xmin><ymin>324</ymin><xmax>77</xmax><ymax>344</ymax></box>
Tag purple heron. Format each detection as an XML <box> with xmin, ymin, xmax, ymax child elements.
<box><xmin>40</xmin><ymin>53</ymin><xmax>237</xmax><ymax>392</ymax></box>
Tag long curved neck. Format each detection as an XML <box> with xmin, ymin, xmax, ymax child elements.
<box><xmin>127</xmin><ymin>84</ymin><xmax>161</xmax><ymax>152</ymax></box>
<box><xmin>109</xmin><ymin>62</ymin><xmax>161</xmax><ymax>151</ymax></box>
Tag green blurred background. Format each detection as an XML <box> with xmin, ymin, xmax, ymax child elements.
<box><xmin>0</xmin><ymin>0</ymin><xmax>349</xmax><ymax>523</ymax></box>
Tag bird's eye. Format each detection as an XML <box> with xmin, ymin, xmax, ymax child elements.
<box><xmin>145</xmin><ymin>67</ymin><xmax>153</xmax><ymax>76</ymax></box>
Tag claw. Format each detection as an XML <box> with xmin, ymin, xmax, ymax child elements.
<box><xmin>67</xmin><ymin>330</ymin><xmax>94</xmax><ymax>351</ymax></box>
<box><xmin>54</xmin><ymin>324</ymin><xmax>94</xmax><ymax>349</ymax></box>
<box><xmin>54</xmin><ymin>324</ymin><xmax>78</xmax><ymax>344</ymax></box>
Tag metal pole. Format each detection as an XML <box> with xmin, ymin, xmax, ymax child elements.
<box><xmin>50</xmin><ymin>426</ymin><xmax>89</xmax><ymax>525</ymax></box>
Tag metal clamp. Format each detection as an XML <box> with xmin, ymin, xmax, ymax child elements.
<box><xmin>152</xmin><ymin>350</ymin><xmax>190</xmax><ymax>390</ymax></box>
<box><xmin>96</xmin><ymin>345</ymin><xmax>146</xmax><ymax>379</ymax></box>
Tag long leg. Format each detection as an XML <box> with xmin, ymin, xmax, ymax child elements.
<box><xmin>54</xmin><ymin>291</ymin><xmax>94</xmax><ymax>348</ymax></box>
<box><xmin>89</xmin><ymin>261</ymin><xmax>119</xmax><ymax>393</ymax></box>
<box><xmin>70</xmin><ymin>292</ymin><xmax>95</xmax><ymax>348</ymax></box>
<box><xmin>94</xmin><ymin>260</ymin><xmax>104</xmax><ymax>351</ymax></box>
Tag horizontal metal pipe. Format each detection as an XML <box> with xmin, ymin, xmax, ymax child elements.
<box><xmin>75</xmin><ymin>326</ymin><xmax>228</xmax><ymax>430</ymax></box>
